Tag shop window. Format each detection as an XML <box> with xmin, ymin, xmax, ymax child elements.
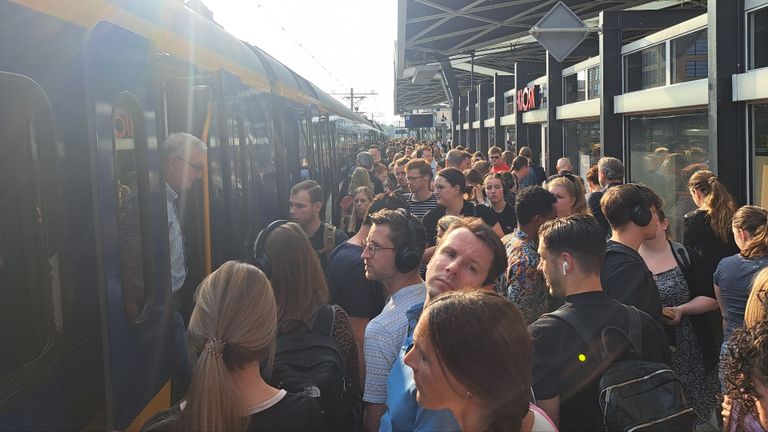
<box><xmin>671</xmin><ymin>29</ymin><xmax>708</xmax><ymax>83</ymax></box>
<box><xmin>626</xmin><ymin>112</ymin><xmax>709</xmax><ymax>241</ymax></box>
<box><xmin>751</xmin><ymin>104</ymin><xmax>768</xmax><ymax>207</ymax></box>
<box><xmin>564</xmin><ymin>70</ymin><xmax>586</xmax><ymax>104</ymax></box>
<box><xmin>587</xmin><ymin>66</ymin><xmax>600</xmax><ymax>99</ymax></box>
<box><xmin>564</xmin><ymin>120</ymin><xmax>601</xmax><ymax>177</ymax></box>
<box><xmin>113</xmin><ymin>92</ymin><xmax>151</xmax><ymax>322</ymax></box>
<box><xmin>624</xmin><ymin>43</ymin><xmax>667</xmax><ymax>92</ymax></box>
<box><xmin>748</xmin><ymin>7</ymin><xmax>768</xmax><ymax>70</ymax></box>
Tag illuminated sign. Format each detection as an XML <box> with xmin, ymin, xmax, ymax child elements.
<box><xmin>516</xmin><ymin>85</ymin><xmax>541</xmax><ymax>112</ymax></box>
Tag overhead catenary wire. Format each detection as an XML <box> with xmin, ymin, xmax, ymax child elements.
<box><xmin>256</xmin><ymin>3</ymin><xmax>346</xmax><ymax>88</ymax></box>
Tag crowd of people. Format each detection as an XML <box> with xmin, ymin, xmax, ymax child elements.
<box><xmin>143</xmin><ymin>136</ymin><xmax>768</xmax><ymax>432</ymax></box>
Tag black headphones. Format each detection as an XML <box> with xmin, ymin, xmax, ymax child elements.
<box><xmin>394</xmin><ymin>209</ymin><xmax>421</xmax><ymax>273</ymax></box>
<box><xmin>253</xmin><ymin>220</ymin><xmax>290</xmax><ymax>278</ymax></box>
<box><xmin>628</xmin><ymin>184</ymin><xmax>653</xmax><ymax>227</ymax></box>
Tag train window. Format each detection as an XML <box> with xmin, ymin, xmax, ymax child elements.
<box><xmin>250</xmin><ymin>101</ymin><xmax>279</xmax><ymax>225</ymax></box>
<box><xmin>113</xmin><ymin>92</ymin><xmax>151</xmax><ymax>323</ymax></box>
<box><xmin>0</xmin><ymin>79</ymin><xmax>59</xmax><ymax>380</ymax></box>
<box><xmin>229</xmin><ymin>113</ymin><xmax>252</xmax><ymax>258</ymax></box>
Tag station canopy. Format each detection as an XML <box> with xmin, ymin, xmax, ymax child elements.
<box><xmin>395</xmin><ymin>0</ymin><xmax>705</xmax><ymax>114</ymax></box>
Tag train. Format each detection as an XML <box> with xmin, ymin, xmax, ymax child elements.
<box><xmin>0</xmin><ymin>0</ymin><xmax>384</xmax><ymax>430</ymax></box>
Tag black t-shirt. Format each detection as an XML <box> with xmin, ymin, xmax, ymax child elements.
<box><xmin>586</xmin><ymin>182</ymin><xmax>622</xmax><ymax>238</ymax></box>
<box><xmin>422</xmin><ymin>201</ymin><xmax>498</xmax><ymax>246</ymax></box>
<box><xmin>309</xmin><ymin>223</ymin><xmax>349</xmax><ymax>270</ymax></box>
<box><xmin>326</xmin><ymin>242</ymin><xmax>385</xmax><ymax>319</ymax></box>
<box><xmin>141</xmin><ymin>392</ymin><xmax>326</xmax><ymax>431</ymax></box>
<box><xmin>482</xmin><ymin>203</ymin><xmax>517</xmax><ymax>235</ymax></box>
<box><xmin>529</xmin><ymin>291</ymin><xmax>669</xmax><ymax>432</ymax></box>
<box><xmin>601</xmin><ymin>240</ymin><xmax>664</xmax><ymax>325</ymax></box>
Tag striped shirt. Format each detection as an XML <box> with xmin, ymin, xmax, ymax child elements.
<box><xmin>404</xmin><ymin>193</ymin><xmax>438</xmax><ymax>220</ymax></box>
<box><xmin>363</xmin><ymin>282</ymin><xmax>426</xmax><ymax>404</ymax></box>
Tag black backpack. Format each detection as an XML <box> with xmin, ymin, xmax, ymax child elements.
<box><xmin>268</xmin><ymin>305</ymin><xmax>361</xmax><ymax>431</ymax></box>
<box><xmin>548</xmin><ymin>305</ymin><xmax>696</xmax><ymax>431</ymax></box>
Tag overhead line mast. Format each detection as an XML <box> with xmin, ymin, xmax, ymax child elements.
<box><xmin>330</xmin><ymin>88</ymin><xmax>379</xmax><ymax>112</ymax></box>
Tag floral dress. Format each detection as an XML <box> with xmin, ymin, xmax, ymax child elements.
<box><xmin>654</xmin><ymin>266</ymin><xmax>719</xmax><ymax>424</ymax></box>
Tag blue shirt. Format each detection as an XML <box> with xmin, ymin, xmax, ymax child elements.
<box><xmin>379</xmin><ymin>302</ymin><xmax>460</xmax><ymax>432</ymax></box>
<box><xmin>364</xmin><ymin>283</ymin><xmax>426</xmax><ymax>404</ymax></box>
<box><xmin>166</xmin><ymin>182</ymin><xmax>186</xmax><ymax>293</ymax></box>
<box><xmin>714</xmin><ymin>254</ymin><xmax>768</xmax><ymax>341</ymax></box>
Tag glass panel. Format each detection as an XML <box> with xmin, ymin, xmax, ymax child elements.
<box><xmin>588</xmin><ymin>66</ymin><xmax>600</xmax><ymax>99</ymax></box>
<box><xmin>749</xmin><ymin>7</ymin><xmax>768</xmax><ymax>70</ymax></box>
<box><xmin>564</xmin><ymin>120</ymin><xmax>601</xmax><ymax>177</ymax></box>
<box><xmin>0</xmin><ymin>109</ymin><xmax>50</xmax><ymax>377</ymax></box>
<box><xmin>113</xmin><ymin>93</ymin><xmax>149</xmax><ymax>322</ymax></box>
<box><xmin>627</xmin><ymin>112</ymin><xmax>709</xmax><ymax>241</ymax></box>
<box><xmin>752</xmin><ymin>104</ymin><xmax>768</xmax><ymax>207</ymax></box>
<box><xmin>671</xmin><ymin>29</ymin><xmax>708</xmax><ymax>84</ymax></box>
<box><xmin>564</xmin><ymin>71</ymin><xmax>586</xmax><ymax>104</ymax></box>
<box><xmin>505</xmin><ymin>93</ymin><xmax>515</xmax><ymax>116</ymax></box>
<box><xmin>624</xmin><ymin>43</ymin><xmax>667</xmax><ymax>92</ymax></box>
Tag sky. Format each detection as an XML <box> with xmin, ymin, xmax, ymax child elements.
<box><xmin>204</xmin><ymin>0</ymin><xmax>400</xmax><ymax>124</ymax></box>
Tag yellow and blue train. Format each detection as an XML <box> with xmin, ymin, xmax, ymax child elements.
<box><xmin>0</xmin><ymin>0</ymin><xmax>383</xmax><ymax>430</ymax></box>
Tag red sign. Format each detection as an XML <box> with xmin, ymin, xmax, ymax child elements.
<box><xmin>517</xmin><ymin>85</ymin><xmax>541</xmax><ymax>112</ymax></box>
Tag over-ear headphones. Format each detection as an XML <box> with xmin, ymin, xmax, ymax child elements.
<box><xmin>628</xmin><ymin>184</ymin><xmax>653</xmax><ymax>227</ymax></box>
<box><xmin>253</xmin><ymin>220</ymin><xmax>290</xmax><ymax>278</ymax></box>
<box><xmin>394</xmin><ymin>209</ymin><xmax>421</xmax><ymax>273</ymax></box>
<box><xmin>561</xmin><ymin>261</ymin><xmax>569</xmax><ymax>276</ymax></box>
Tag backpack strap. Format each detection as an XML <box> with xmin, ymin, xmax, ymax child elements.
<box><xmin>310</xmin><ymin>304</ymin><xmax>336</xmax><ymax>338</ymax></box>
<box><xmin>625</xmin><ymin>305</ymin><xmax>643</xmax><ymax>356</ymax></box>
<box><xmin>319</xmin><ymin>223</ymin><xmax>336</xmax><ymax>257</ymax></box>
<box><xmin>544</xmin><ymin>309</ymin><xmax>605</xmax><ymax>362</ymax></box>
<box><xmin>669</xmin><ymin>240</ymin><xmax>691</xmax><ymax>271</ymax></box>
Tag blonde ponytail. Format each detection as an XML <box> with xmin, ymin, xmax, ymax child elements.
<box><xmin>688</xmin><ymin>170</ymin><xmax>736</xmax><ymax>243</ymax></box>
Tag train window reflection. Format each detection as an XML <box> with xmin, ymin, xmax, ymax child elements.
<box><xmin>0</xmin><ymin>102</ymin><xmax>52</xmax><ymax>378</ymax></box>
<box><xmin>113</xmin><ymin>92</ymin><xmax>150</xmax><ymax>323</ymax></box>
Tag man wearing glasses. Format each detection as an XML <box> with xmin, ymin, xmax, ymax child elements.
<box><xmin>403</xmin><ymin>159</ymin><xmax>438</xmax><ymax>220</ymax></box>
<box><xmin>361</xmin><ymin>209</ymin><xmax>426</xmax><ymax>432</ymax></box>
<box><xmin>163</xmin><ymin>132</ymin><xmax>206</xmax><ymax>397</ymax></box>
<box><xmin>488</xmin><ymin>146</ymin><xmax>510</xmax><ymax>173</ymax></box>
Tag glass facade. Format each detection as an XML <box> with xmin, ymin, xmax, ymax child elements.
<box><xmin>671</xmin><ymin>29</ymin><xmax>708</xmax><ymax>83</ymax></box>
<box><xmin>564</xmin><ymin>120</ymin><xmax>601</xmax><ymax>177</ymax></box>
<box><xmin>627</xmin><ymin>112</ymin><xmax>709</xmax><ymax>241</ymax></box>
<box><xmin>624</xmin><ymin>43</ymin><xmax>667</xmax><ymax>92</ymax></box>
<box><xmin>749</xmin><ymin>6</ymin><xmax>768</xmax><ymax>70</ymax></box>
<box><xmin>752</xmin><ymin>104</ymin><xmax>768</xmax><ymax>207</ymax></box>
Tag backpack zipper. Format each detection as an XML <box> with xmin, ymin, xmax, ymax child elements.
<box><xmin>625</xmin><ymin>408</ymin><xmax>695</xmax><ymax>432</ymax></box>
<box><xmin>601</xmin><ymin>368</ymin><xmax>675</xmax><ymax>424</ymax></box>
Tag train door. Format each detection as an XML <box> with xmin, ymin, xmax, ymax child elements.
<box><xmin>0</xmin><ymin>73</ymin><xmax>64</xmax><ymax>428</ymax></box>
<box><xmin>158</xmin><ymin>66</ymin><xmax>218</xmax><ymax>325</ymax></box>
<box><xmin>84</xmin><ymin>22</ymin><xmax>171</xmax><ymax>431</ymax></box>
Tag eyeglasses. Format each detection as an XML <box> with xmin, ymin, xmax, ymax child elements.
<box><xmin>362</xmin><ymin>241</ymin><xmax>396</xmax><ymax>257</ymax></box>
<box><xmin>176</xmin><ymin>156</ymin><xmax>204</xmax><ymax>174</ymax></box>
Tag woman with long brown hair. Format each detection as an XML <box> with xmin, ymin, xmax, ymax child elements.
<box><xmin>404</xmin><ymin>290</ymin><xmax>556</xmax><ymax>431</ymax></box>
<box><xmin>683</xmin><ymin>170</ymin><xmax>739</xmax><ymax>277</ymax></box>
<box><xmin>141</xmin><ymin>261</ymin><xmax>325</xmax><ymax>431</ymax></box>
<box><xmin>258</xmin><ymin>222</ymin><xmax>362</xmax><ymax>427</ymax></box>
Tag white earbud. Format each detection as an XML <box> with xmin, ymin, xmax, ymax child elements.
<box><xmin>561</xmin><ymin>261</ymin><xmax>569</xmax><ymax>276</ymax></box>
